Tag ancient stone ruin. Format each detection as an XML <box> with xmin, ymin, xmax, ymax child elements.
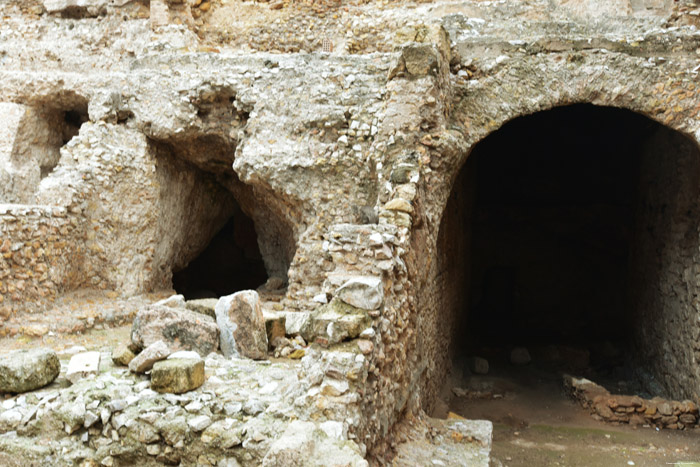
<box><xmin>1</xmin><ymin>0</ymin><xmax>700</xmax><ymax>465</ymax></box>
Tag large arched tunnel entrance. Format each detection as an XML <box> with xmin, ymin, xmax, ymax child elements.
<box><xmin>435</xmin><ymin>104</ymin><xmax>700</xmax><ymax>430</ymax></box>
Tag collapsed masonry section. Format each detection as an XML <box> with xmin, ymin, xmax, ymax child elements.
<box><xmin>435</xmin><ymin>104</ymin><xmax>700</xmax><ymax>404</ymax></box>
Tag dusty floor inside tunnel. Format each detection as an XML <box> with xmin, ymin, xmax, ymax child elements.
<box><xmin>432</xmin><ymin>360</ymin><xmax>700</xmax><ymax>467</ymax></box>
<box><xmin>431</xmin><ymin>104</ymin><xmax>700</xmax><ymax>464</ymax></box>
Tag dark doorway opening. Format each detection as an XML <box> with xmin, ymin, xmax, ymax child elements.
<box><xmin>440</xmin><ymin>104</ymin><xmax>700</xmax><ymax>402</ymax></box>
<box><xmin>172</xmin><ymin>203</ymin><xmax>268</xmax><ymax>300</ymax></box>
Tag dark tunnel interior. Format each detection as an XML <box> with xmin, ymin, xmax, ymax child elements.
<box><xmin>172</xmin><ymin>203</ymin><xmax>268</xmax><ymax>300</ymax></box>
<box><xmin>440</xmin><ymin>103</ymin><xmax>700</xmax><ymax>397</ymax></box>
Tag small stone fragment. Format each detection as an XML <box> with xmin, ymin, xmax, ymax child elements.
<box><xmin>468</xmin><ymin>356</ymin><xmax>489</xmax><ymax>375</ymax></box>
<box><xmin>112</xmin><ymin>344</ymin><xmax>136</xmax><ymax>366</ymax></box>
<box><xmin>151</xmin><ymin>359</ymin><xmax>205</xmax><ymax>394</ymax></box>
<box><xmin>510</xmin><ymin>347</ymin><xmax>531</xmax><ymax>365</ymax></box>
<box><xmin>357</xmin><ymin>340</ymin><xmax>373</xmax><ymax>355</ymax></box>
<box><xmin>188</xmin><ymin>414</ymin><xmax>212</xmax><ymax>432</ymax></box>
<box><xmin>66</xmin><ymin>351</ymin><xmax>101</xmax><ymax>384</ymax></box>
<box><xmin>129</xmin><ymin>340</ymin><xmax>171</xmax><ymax>373</ymax></box>
<box><xmin>383</xmin><ymin>198</ymin><xmax>413</xmax><ymax>213</ymax></box>
<box><xmin>335</xmin><ymin>276</ymin><xmax>383</xmax><ymax>310</ymax></box>
<box><xmin>0</xmin><ymin>348</ymin><xmax>60</xmax><ymax>393</ymax></box>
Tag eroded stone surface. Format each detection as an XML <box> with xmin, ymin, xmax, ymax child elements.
<box><xmin>216</xmin><ymin>291</ymin><xmax>268</xmax><ymax>360</ymax></box>
<box><xmin>0</xmin><ymin>348</ymin><xmax>60</xmax><ymax>393</ymax></box>
<box><xmin>131</xmin><ymin>305</ymin><xmax>219</xmax><ymax>356</ymax></box>
<box><xmin>129</xmin><ymin>340</ymin><xmax>171</xmax><ymax>373</ymax></box>
<box><xmin>2</xmin><ymin>0</ymin><xmax>700</xmax><ymax>463</ymax></box>
<box><xmin>65</xmin><ymin>351</ymin><xmax>101</xmax><ymax>384</ymax></box>
<box><xmin>151</xmin><ymin>358</ymin><xmax>205</xmax><ymax>394</ymax></box>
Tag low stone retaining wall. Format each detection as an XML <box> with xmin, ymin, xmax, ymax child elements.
<box><xmin>565</xmin><ymin>375</ymin><xmax>699</xmax><ymax>430</ymax></box>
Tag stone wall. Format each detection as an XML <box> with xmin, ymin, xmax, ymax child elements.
<box><xmin>3</xmin><ymin>0</ymin><xmax>700</xmax><ymax>461</ymax></box>
<box><xmin>629</xmin><ymin>124</ymin><xmax>700</xmax><ymax>401</ymax></box>
<box><xmin>0</xmin><ymin>205</ymin><xmax>82</xmax><ymax>321</ymax></box>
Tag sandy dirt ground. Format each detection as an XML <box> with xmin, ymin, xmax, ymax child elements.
<box><xmin>437</xmin><ymin>360</ymin><xmax>700</xmax><ymax>467</ymax></box>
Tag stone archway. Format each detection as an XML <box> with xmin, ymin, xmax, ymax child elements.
<box><xmin>435</xmin><ymin>103</ymin><xmax>700</xmax><ymax>404</ymax></box>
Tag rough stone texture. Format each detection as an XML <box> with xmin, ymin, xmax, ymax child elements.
<box><xmin>263</xmin><ymin>311</ymin><xmax>286</xmax><ymax>345</ymax></box>
<box><xmin>131</xmin><ymin>305</ymin><xmax>219</xmax><ymax>356</ymax></box>
<box><xmin>0</xmin><ymin>348</ymin><xmax>60</xmax><ymax>393</ymax></box>
<box><xmin>510</xmin><ymin>348</ymin><xmax>532</xmax><ymax>365</ymax></box>
<box><xmin>468</xmin><ymin>357</ymin><xmax>489</xmax><ymax>375</ymax></box>
<box><xmin>3</xmin><ymin>0</ymin><xmax>700</xmax><ymax>463</ymax></box>
<box><xmin>215</xmin><ymin>291</ymin><xmax>268</xmax><ymax>360</ymax></box>
<box><xmin>185</xmin><ymin>298</ymin><xmax>218</xmax><ymax>319</ymax></box>
<box><xmin>565</xmin><ymin>375</ymin><xmax>699</xmax><ymax>429</ymax></box>
<box><xmin>111</xmin><ymin>344</ymin><xmax>136</xmax><ymax>366</ymax></box>
<box><xmin>262</xmin><ymin>420</ymin><xmax>368</xmax><ymax>467</ymax></box>
<box><xmin>151</xmin><ymin>358</ymin><xmax>205</xmax><ymax>394</ymax></box>
<box><xmin>65</xmin><ymin>351</ymin><xmax>101</xmax><ymax>384</ymax></box>
<box><xmin>335</xmin><ymin>276</ymin><xmax>384</xmax><ymax>310</ymax></box>
<box><xmin>129</xmin><ymin>340</ymin><xmax>172</xmax><ymax>373</ymax></box>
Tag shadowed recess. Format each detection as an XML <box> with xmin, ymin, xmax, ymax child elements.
<box><xmin>438</xmin><ymin>103</ymin><xmax>700</xmax><ymax>399</ymax></box>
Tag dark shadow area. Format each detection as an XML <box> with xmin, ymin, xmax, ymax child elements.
<box><xmin>439</xmin><ymin>104</ymin><xmax>700</xmax><ymax>399</ymax></box>
<box><xmin>468</xmin><ymin>104</ymin><xmax>645</xmax><ymax>350</ymax></box>
<box><xmin>173</xmin><ymin>203</ymin><xmax>268</xmax><ymax>299</ymax></box>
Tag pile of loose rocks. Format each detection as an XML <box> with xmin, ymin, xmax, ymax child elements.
<box><xmin>565</xmin><ymin>375</ymin><xmax>699</xmax><ymax>430</ymax></box>
<box><xmin>0</xmin><ymin>289</ymin><xmax>371</xmax><ymax>466</ymax></box>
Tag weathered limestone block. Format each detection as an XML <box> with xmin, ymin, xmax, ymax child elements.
<box><xmin>185</xmin><ymin>298</ymin><xmax>218</xmax><ymax>319</ymax></box>
<box><xmin>129</xmin><ymin>340</ymin><xmax>171</xmax><ymax>373</ymax></box>
<box><xmin>154</xmin><ymin>294</ymin><xmax>187</xmax><ymax>309</ymax></box>
<box><xmin>215</xmin><ymin>291</ymin><xmax>268</xmax><ymax>360</ymax></box>
<box><xmin>66</xmin><ymin>351</ymin><xmax>101</xmax><ymax>384</ymax></box>
<box><xmin>281</xmin><ymin>311</ymin><xmax>313</xmax><ymax>339</ymax></box>
<box><xmin>335</xmin><ymin>276</ymin><xmax>383</xmax><ymax>310</ymax></box>
<box><xmin>131</xmin><ymin>305</ymin><xmax>219</xmax><ymax>356</ymax></box>
<box><xmin>151</xmin><ymin>358</ymin><xmax>204</xmax><ymax>394</ymax></box>
<box><xmin>0</xmin><ymin>348</ymin><xmax>60</xmax><ymax>393</ymax></box>
<box><xmin>112</xmin><ymin>344</ymin><xmax>136</xmax><ymax>366</ymax></box>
